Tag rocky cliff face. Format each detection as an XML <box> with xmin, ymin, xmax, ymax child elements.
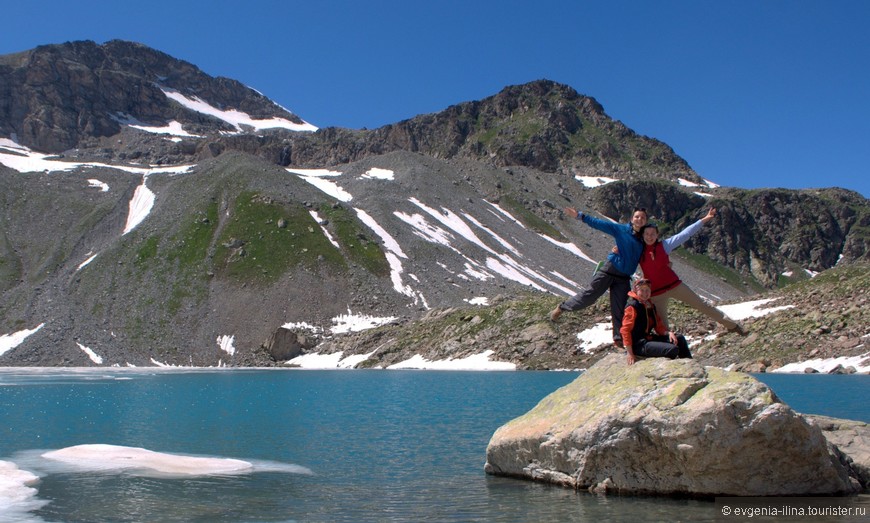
<box><xmin>0</xmin><ymin>40</ymin><xmax>305</xmax><ymax>152</ymax></box>
<box><xmin>364</xmin><ymin>80</ymin><xmax>699</xmax><ymax>179</ymax></box>
<box><xmin>703</xmin><ymin>188</ymin><xmax>868</xmax><ymax>282</ymax></box>
<box><xmin>582</xmin><ymin>181</ymin><xmax>870</xmax><ymax>285</ymax></box>
<box><xmin>204</xmin><ymin>80</ymin><xmax>700</xmax><ymax>182</ymax></box>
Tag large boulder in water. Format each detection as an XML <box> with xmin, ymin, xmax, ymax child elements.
<box><xmin>484</xmin><ymin>354</ymin><xmax>860</xmax><ymax>496</ymax></box>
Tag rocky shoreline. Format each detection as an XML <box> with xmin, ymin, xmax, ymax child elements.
<box><xmin>269</xmin><ymin>266</ymin><xmax>870</xmax><ymax>373</ymax></box>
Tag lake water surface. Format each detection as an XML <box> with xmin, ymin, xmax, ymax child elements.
<box><xmin>0</xmin><ymin>368</ymin><xmax>867</xmax><ymax>522</ymax></box>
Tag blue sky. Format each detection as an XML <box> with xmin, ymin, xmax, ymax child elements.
<box><xmin>2</xmin><ymin>1</ymin><xmax>868</xmax><ymax>197</ymax></box>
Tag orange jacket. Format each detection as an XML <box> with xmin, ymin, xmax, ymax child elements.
<box><xmin>620</xmin><ymin>291</ymin><xmax>668</xmax><ymax>350</ymax></box>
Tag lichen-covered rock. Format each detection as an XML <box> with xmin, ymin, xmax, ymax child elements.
<box><xmin>484</xmin><ymin>354</ymin><xmax>860</xmax><ymax>496</ymax></box>
<box><xmin>806</xmin><ymin>414</ymin><xmax>870</xmax><ymax>489</ymax></box>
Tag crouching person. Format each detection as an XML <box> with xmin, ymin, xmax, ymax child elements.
<box><xmin>621</xmin><ymin>278</ymin><xmax>691</xmax><ymax>366</ymax></box>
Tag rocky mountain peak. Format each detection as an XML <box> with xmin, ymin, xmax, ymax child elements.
<box><xmin>356</xmin><ymin>78</ymin><xmax>699</xmax><ymax>183</ymax></box>
<box><xmin>0</xmin><ymin>39</ymin><xmax>306</xmax><ymax>152</ymax></box>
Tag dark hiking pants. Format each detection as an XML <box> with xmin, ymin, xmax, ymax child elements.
<box><xmin>635</xmin><ymin>334</ymin><xmax>692</xmax><ymax>359</ymax></box>
<box><xmin>559</xmin><ymin>261</ymin><xmax>631</xmax><ymax>343</ymax></box>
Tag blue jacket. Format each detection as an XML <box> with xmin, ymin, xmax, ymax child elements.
<box><xmin>661</xmin><ymin>219</ymin><xmax>704</xmax><ymax>255</ymax></box>
<box><xmin>578</xmin><ymin>211</ymin><xmax>643</xmax><ymax>275</ymax></box>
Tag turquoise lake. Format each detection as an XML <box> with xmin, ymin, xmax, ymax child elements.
<box><xmin>0</xmin><ymin>368</ymin><xmax>867</xmax><ymax>522</ymax></box>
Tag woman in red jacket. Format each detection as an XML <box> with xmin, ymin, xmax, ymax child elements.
<box><xmin>639</xmin><ymin>207</ymin><xmax>745</xmax><ymax>335</ymax></box>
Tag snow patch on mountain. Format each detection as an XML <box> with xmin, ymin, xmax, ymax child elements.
<box><xmin>288</xmin><ymin>169</ymin><xmax>353</xmax><ymax>202</ymax></box>
<box><xmin>76</xmin><ymin>343</ymin><xmax>103</xmax><ymax>364</ymax></box>
<box><xmin>355</xmin><ymin>208</ymin><xmax>428</xmax><ymax>308</ymax></box>
<box><xmin>161</xmin><ymin>89</ymin><xmax>317</xmax><ymax>132</ymax></box>
<box><xmin>575</xmin><ymin>175</ymin><xmax>617</xmax><ymax>188</ymax></box>
<box><xmin>0</xmin><ymin>139</ymin><xmax>194</xmax><ymax>176</ymax></box>
<box><xmin>0</xmin><ymin>324</ymin><xmax>45</xmax><ymax>357</ymax></box>
<box><xmin>130</xmin><ymin>120</ymin><xmax>203</xmax><ymax>138</ymax></box>
<box><xmin>88</xmin><ymin>179</ymin><xmax>110</xmax><ymax>191</ymax></box>
<box><xmin>308</xmin><ymin>210</ymin><xmax>340</xmax><ymax>249</ymax></box>
<box><xmin>217</xmin><ymin>335</ymin><xmax>236</xmax><ymax>356</ymax></box>
<box><xmin>123</xmin><ymin>177</ymin><xmax>155</xmax><ymax>235</ymax></box>
<box><xmin>361</xmin><ymin>168</ymin><xmax>394</xmax><ymax>180</ymax></box>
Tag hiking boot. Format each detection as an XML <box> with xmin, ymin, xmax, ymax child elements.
<box><xmin>549</xmin><ymin>306</ymin><xmax>562</xmax><ymax>322</ymax></box>
<box><xmin>613</xmin><ymin>339</ymin><xmax>624</xmax><ymax>349</ymax></box>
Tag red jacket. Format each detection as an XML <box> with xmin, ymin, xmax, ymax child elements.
<box><xmin>640</xmin><ymin>242</ymin><xmax>682</xmax><ymax>296</ymax></box>
<box><xmin>620</xmin><ymin>291</ymin><xmax>668</xmax><ymax>350</ymax></box>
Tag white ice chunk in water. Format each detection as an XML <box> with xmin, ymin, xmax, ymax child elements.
<box><xmin>0</xmin><ymin>460</ymin><xmax>46</xmax><ymax>514</ymax></box>
<box><xmin>42</xmin><ymin>444</ymin><xmax>254</xmax><ymax>476</ymax></box>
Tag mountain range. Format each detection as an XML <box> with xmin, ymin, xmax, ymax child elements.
<box><xmin>1</xmin><ymin>40</ymin><xmax>867</xmax><ymax>369</ymax></box>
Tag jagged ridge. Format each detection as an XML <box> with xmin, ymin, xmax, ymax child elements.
<box><xmin>0</xmin><ymin>40</ymin><xmax>868</xmax><ymax>369</ymax></box>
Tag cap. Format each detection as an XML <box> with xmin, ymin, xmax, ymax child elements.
<box><xmin>634</xmin><ymin>278</ymin><xmax>651</xmax><ymax>289</ymax></box>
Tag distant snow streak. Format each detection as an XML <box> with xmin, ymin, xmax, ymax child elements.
<box><xmin>387</xmin><ymin>350</ymin><xmax>516</xmax><ymax>371</ymax></box>
<box><xmin>410</xmin><ymin>198</ymin><xmax>496</xmax><ymax>255</ymax></box>
<box><xmin>354</xmin><ymin>208</ymin><xmax>427</xmax><ymax>307</ymax></box>
<box><xmin>285</xmin><ymin>168</ymin><xmax>342</xmax><ymax>178</ymax></box>
<box><xmin>0</xmin><ymin>139</ymin><xmax>194</xmax><ymax>175</ymax></box>
<box><xmin>282</xmin><ymin>311</ymin><xmax>396</xmax><ymax>336</ymax></box>
<box><xmin>575</xmin><ymin>175</ymin><xmax>617</xmax><ymax>188</ymax></box>
<box><xmin>290</xmin><ymin>171</ymin><xmax>353</xmax><ymax>202</ymax></box>
<box><xmin>0</xmin><ymin>324</ymin><xmax>45</xmax><ymax>357</ymax></box>
<box><xmin>394</xmin><ymin>211</ymin><xmax>455</xmax><ymax>248</ymax></box>
<box><xmin>483</xmin><ymin>257</ymin><xmax>546</xmax><ymax>292</ymax></box>
<box><xmin>330</xmin><ymin>311</ymin><xmax>397</xmax><ymax>334</ymax></box>
<box><xmin>717</xmin><ymin>298</ymin><xmax>795</xmax><ymax>320</ymax></box>
<box><xmin>286</xmin><ymin>349</ymin><xmax>379</xmax><ymax>369</ymax></box>
<box><xmin>361</xmin><ymin>168</ymin><xmax>395</xmax><ymax>180</ymax></box>
<box><xmin>161</xmin><ymin>89</ymin><xmax>317</xmax><ymax>132</ymax></box>
<box><xmin>406</xmin><ymin>197</ymin><xmax>576</xmax><ymax>295</ymax></box>
<box><xmin>538</xmin><ymin>234</ymin><xmax>596</xmax><ymax>264</ymax></box>
<box><xmin>88</xmin><ymin>179</ymin><xmax>109</xmax><ymax>192</ymax></box>
<box><xmin>129</xmin><ymin>120</ymin><xmax>203</xmax><ymax>138</ymax></box>
<box><xmin>773</xmin><ymin>352</ymin><xmax>870</xmax><ymax>374</ymax></box>
<box><xmin>309</xmin><ymin>210</ymin><xmax>340</xmax><ymax>249</ymax></box>
<box><xmin>76</xmin><ymin>343</ymin><xmax>103</xmax><ymax>364</ymax></box>
<box><xmin>123</xmin><ymin>177</ymin><xmax>155</xmax><ymax>235</ymax></box>
<box><xmin>575</xmin><ymin>322</ymin><xmax>614</xmax><ymax>354</ymax></box>
<box><xmin>463</xmin><ymin>212</ymin><xmax>521</xmax><ymax>256</ymax></box>
<box><xmin>286</xmin><ymin>348</ymin><xmax>515</xmax><ymax>370</ymax></box>
<box><xmin>77</xmin><ymin>252</ymin><xmax>99</xmax><ymax>271</ymax></box>
<box><xmin>217</xmin><ymin>335</ymin><xmax>236</xmax><ymax>356</ymax></box>
<box><xmin>483</xmin><ymin>200</ymin><xmax>526</xmax><ymax>228</ymax></box>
